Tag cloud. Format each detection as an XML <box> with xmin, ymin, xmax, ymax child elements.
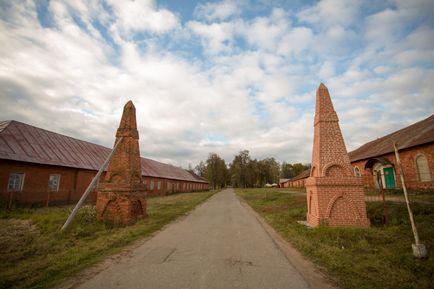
<box><xmin>297</xmin><ymin>0</ymin><xmax>362</xmax><ymax>28</ymax></box>
<box><xmin>187</xmin><ymin>21</ymin><xmax>235</xmax><ymax>54</ymax></box>
<box><xmin>194</xmin><ymin>0</ymin><xmax>242</xmax><ymax>21</ymax></box>
<box><xmin>108</xmin><ymin>0</ymin><xmax>179</xmax><ymax>36</ymax></box>
<box><xmin>238</xmin><ymin>8</ymin><xmax>290</xmax><ymax>51</ymax></box>
<box><xmin>0</xmin><ymin>0</ymin><xmax>433</xmax><ymax>168</ymax></box>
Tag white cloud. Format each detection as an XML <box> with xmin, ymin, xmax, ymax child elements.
<box><xmin>108</xmin><ymin>0</ymin><xmax>179</xmax><ymax>36</ymax></box>
<box><xmin>194</xmin><ymin>0</ymin><xmax>242</xmax><ymax>21</ymax></box>
<box><xmin>277</xmin><ymin>26</ymin><xmax>314</xmax><ymax>55</ymax></box>
<box><xmin>318</xmin><ymin>61</ymin><xmax>336</xmax><ymax>79</ymax></box>
<box><xmin>239</xmin><ymin>8</ymin><xmax>290</xmax><ymax>51</ymax></box>
<box><xmin>297</xmin><ymin>0</ymin><xmax>361</xmax><ymax>28</ymax></box>
<box><xmin>187</xmin><ymin>21</ymin><xmax>235</xmax><ymax>54</ymax></box>
<box><xmin>0</xmin><ymin>0</ymin><xmax>433</xmax><ymax>169</ymax></box>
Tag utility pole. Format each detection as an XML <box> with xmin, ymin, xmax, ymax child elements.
<box><xmin>393</xmin><ymin>142</ymin><xmax>427</xmax><ymax>258</ymax></box>
<box><xmin>61</xmin><ymin>137</ymin><xmax>123</xmax><ymax>232</ymax></box>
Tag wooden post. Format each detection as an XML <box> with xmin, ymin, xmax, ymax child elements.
<box><xmin>46</xmin><ymin>191</ymin><xmax>51</xmax><ymax>207</ymax></box>
<box><xmin>393</xmin><ymin>142</ymin><xmax>427</xmax><ymax>258</ymax></box>
<box><xmin>8</xmin><ymin>191</ymin><xmax>14</xmax><ymax>209</ymax></box>
<box><xmin>376</xmin><ymin>173</ymin><xmax>387</xmax><ymax>224</ymax></box>
<box><xmin>61</xmin><ymin>137</ymin><xmax>123</xmax><ymax>232</ymax></box>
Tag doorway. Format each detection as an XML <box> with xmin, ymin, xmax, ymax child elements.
<box><xmin>383</xmin><ymin>167</ymin><xmax>396</xmax><ymax>188</ymax></box>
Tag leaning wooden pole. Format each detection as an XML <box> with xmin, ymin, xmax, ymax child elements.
<box><xmin>393</xmin><ymin>142</ymin><xmax>427</xmax><ymax>258</ymax></box>
<box><xmin>61</xmin><ymin>137</ymin><xmax>123</xmax><ymax>232</ymax></box>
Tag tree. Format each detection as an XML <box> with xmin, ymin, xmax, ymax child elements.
<box><xmin>257</xmin><ymin>158</ymin><xmax>280</xmax><ymax>185</ymax></box>
<box><xmin>195</xmin><ymin>161</ymin><xmax>207</xmax><ymax>178</ymax></box>
<box><xmin>280</xmin><ymin>162</ymin><xmax>311</xmax><ymax>178</ymax></box>
<box><xmin>205</xmin><ymin>153</ymin><xmax>227</xmax><ymax>189</ymax></box>
<box><xmin>292</xmin><ymin>163</ymin><xmax>306</xmax><ymax>177</ymax></box>
<box><xmin>281</xmin><ymin>161</ymin><xmax>295</xmax><ymax>178</ymax></box>
<box><xmin>229</xmin><ymin>150</ymin><xmax>251</xmax><ymax>188</ymax></box>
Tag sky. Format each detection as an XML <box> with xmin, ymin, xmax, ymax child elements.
<box><xmin>0</xmin><ymin>0</ymin><xmax>433</xmax><ymax>168</ymax></box>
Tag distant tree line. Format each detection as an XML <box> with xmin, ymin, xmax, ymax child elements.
<box><xmin>193</xmin><ymin>150</ymin><xmax>310</xmax><ymax>189</ymax></box>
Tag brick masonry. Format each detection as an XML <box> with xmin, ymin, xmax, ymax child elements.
<box><xmin>305</xmin><ymin>83</ymin><xmax>370</xmax><ymax>227</ymax></box>
<box><xmin>96</xmin><ymin>101</ymin><xmax>147</xmax><ymax>225</ymax></box>
<box><xmin>351</xmin><ymin>144</ymin><xmax>434</xmax><ymax>191</ymax></box>
<box><xmin>0</xmin><ymin>160</ymin><xmax>96</xmax><ymax>206</ymax></box>
<box><xmin>0</xmin><ymin>159</ymin><xmax>208</xmax><ymax>206</ymax></box>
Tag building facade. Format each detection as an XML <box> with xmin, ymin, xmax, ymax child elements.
<box><xmin>279</xmin><ymin>169</ymin><xmax>310</xmax><ymax>188</ymax></box>
<box><xmin>0</xmin><ymin>120</ymin><xmax>208</xmax><ymax>206</ymax></box>
<box><xmin>349</xmin><ymin>115</ymin><xmax>434</xmax><ymax>191</ymax></box>
<box><xmin>279</xmin><ymin>115</ymin><xmax>434</xmax><ymax>192</ymax></box>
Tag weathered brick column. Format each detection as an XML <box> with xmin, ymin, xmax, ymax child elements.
<box><xmin>96</xmin><ymin>101</ymin><xmax>147</xmax><ymax>225</ymax></box>
<box><xmin>305</xmin><ymin>83</ymin><xmax>369</xmax><ymax>227</ymax></box>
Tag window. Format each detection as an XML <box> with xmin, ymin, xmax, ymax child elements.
<box><xmin>157</xmin><ymin>181</ymin><xmax>161</xmax><ymax>190</ymax></box>
<box><xmin>176</xmin><ymin>183</ymin><xmax>179</xmax><ymax>190</ymax></box>
<box><xmin>416</xmin><ymin>155</ymin><xmax>431</xmax><ymax>182</ymax></box>
<box><xmin>354</xmin><ymin>166</ymin><xmax>361</xmax><ymax>177</ymax></box>
<box><xmin>7</xmin><ymin>173</ymin><xmax>25</xmax><ymax>192</ymax></box>
<box><xmin>48</xmin><ymin>174</ymin><xmax>61</xmax><ymax>192</ymax></box>
<box><xmin>150</xmin><ymin>180</ymin><xmax>154</xmax><ymax>190</ymax></box>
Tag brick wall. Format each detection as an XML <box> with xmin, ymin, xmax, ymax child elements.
<box><xmin>351</xmin><ymin>144</ymin><xmax>434</xmax><ymax>190</ymax></box>
<box><xmin>0</xmin><ymin>160</ymin><xmax>209</xmax><ymax>206</ymax></box>
<box><xmin>0</xmin><ymin>160</ymin><xmax>97</xmax><ymax>206</ymax></box>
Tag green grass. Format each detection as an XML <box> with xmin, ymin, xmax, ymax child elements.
<box><xmin>236</xmin><ymin>188</ymin><xmax>434</xmax><ymax>289</ymax></box>
<box><xmin>0</xmin><ymin>190</ymin><xmax>216</xmax><ymax>289</ymax></box>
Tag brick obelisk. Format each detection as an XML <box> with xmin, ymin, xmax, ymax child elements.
<box><xmin>96</xmin><ymin>100</ymin><xmax>147</xmax><ymax>225</ymax></box>
<box><xmin>305</xmin><ymin>83</ymin><xmax>369</xmax><ymax>227</ymax></box>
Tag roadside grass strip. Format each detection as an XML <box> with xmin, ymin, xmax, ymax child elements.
<box><xmin>236</xmin><ymin>188</ymin><xmax>434</xmax><ymax>289</ymax></box>
<box><xmin>0</xmin><ymin>190</ymin><xmax>216</xmax><ymax>289</ymax></box>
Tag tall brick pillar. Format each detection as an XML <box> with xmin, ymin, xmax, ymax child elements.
<box><xmin>96</xmin><ymin>100</ymin><xmax>147</xmax><ymax>225</ymax></box>
<box><xmin>305</xmin><ymin>83</ymin><xmax>369</xmax><ymax>227</ymax></box>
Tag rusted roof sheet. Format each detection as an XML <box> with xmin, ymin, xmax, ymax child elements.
<box><xmin>290</xmin><ymin>169</ymin><xmax>310</xmax><ymax>181</ymax></box>
<box><xmin>349</xmin><ymin>114</ymin><xmax>434</xmax><ymax>162</ymax></box>
<box><xmin>187</xmin><ymin>170</ymin><xmax>208</xmax><ymax>182</ymax></box>
<box><xmin>0</xmin><ymin>120</ymin><xmax>207</xmax><ymax>183</ymax></box>
<box><xmin>279</xmin><ymin>169</ymin><xmax>310</xmax><ymax>184</ymax></box>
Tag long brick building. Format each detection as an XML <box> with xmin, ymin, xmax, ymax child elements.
<box><xmin>0</xmin><ymin>120</ymin><xmax>208</xmax><ymax>206</ymax></box>
<box><xmin>349</xmin><ymin>114</ymin><xmax>434</xmax><ymax>191</ymax></box>
<box><xmin>279</xmin><ymin>169</ymin><xmax>310</xmax><ymax>188</ymax></box>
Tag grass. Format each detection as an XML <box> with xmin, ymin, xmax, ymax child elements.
<box><xmin>0</xmin><ymin>190</ymin><xmax>216</xmax><ymax>289</ymax></box>
<box><xmin>236</xmin><ymin>188</ymin><xmax>434</xmax><ymax>289</ymax></box>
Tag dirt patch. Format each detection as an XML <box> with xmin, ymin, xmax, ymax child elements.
<box><xmin>0</xmin><ymin>219</ymin><xmax>40</xmax><ymax>247</ymax></box>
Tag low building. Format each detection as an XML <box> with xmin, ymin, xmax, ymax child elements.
<box><xmin>0</xmin><ymin>120</ymin><xmax>209</xmax><ymax>206</ymax></box>
<box><xmin>349</xmin><ymin>114</ymin><xmax>434</xmax><ymax>191</ymax></box>
<box><xmin>279</xmin><ymin>169</ymin><xmax>310</xmax><ymax>188</ymax></box>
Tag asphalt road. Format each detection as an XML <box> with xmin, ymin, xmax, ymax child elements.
<box><xmin>74</xmin><ymin>189</ymin><xmax>310</xmax><ymax>289</ymax></box>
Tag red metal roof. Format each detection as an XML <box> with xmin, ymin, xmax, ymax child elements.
<box><xmin>348</xmin><ymin>114</ymin><xmax>434</xmax><ymax>162</ymax></box>
<box><xmin>291</xmin><ymin>169</ymin><xmax>310</xmax><ymax>181</ymax></box>
<box><xmin>0</xmin><ymin>120</ymin><xmax>207</xmax><ymax>183</ymax></box>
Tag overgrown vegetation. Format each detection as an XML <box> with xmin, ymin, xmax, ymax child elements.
<box><xmin>236</xmin><ymin>188</ymin><xmax>434</xmax><ymax>289</ymax></box>
<box><xmin>0</xmin><ymin>190</ymin><xmax>216</xmax><ymax>289</ymax></box>
<box><xmin>195</xmin><ymin>150</ymin><xmax>310</xmax><ymax>188</ymax></box>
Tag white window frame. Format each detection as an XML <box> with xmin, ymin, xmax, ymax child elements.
<box><xmin>150</xmin><ymin>180</ymin><xmax>154</xmax><ymax>190</ymax></box>
<box><xmin>7</xmin><ymin>173</ymin><xmax>25</xmax><ymax>192</ymax></box>
<box><xmin>48</xmin><ymin>174</ymin><xmax>61</xmax><ymax>192</ymax></box>
<box><xmin>354</xmin><ymin>166</ymin><xmax>361</xmax><ymax>177</ymax></box>
<box><xmin>415</xmin><ymin>154</ymin><xmax>431</xmax><ymax>182</ymax></box>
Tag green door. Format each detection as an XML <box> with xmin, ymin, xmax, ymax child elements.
<box><xmin>383</xmin><ymin>167</ymin><xmax>396</xmax><ymax>188</ymax></box>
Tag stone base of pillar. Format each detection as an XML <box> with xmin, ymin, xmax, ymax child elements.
<box><xmin>96</xmin><ymin>191</ymin><xmax>147</xmax><ymax>225</ymax></box>
<box><xmin>305</xmin><ymin>177</ymin><xmax>370</xmax><ymax>228</ymax></box>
